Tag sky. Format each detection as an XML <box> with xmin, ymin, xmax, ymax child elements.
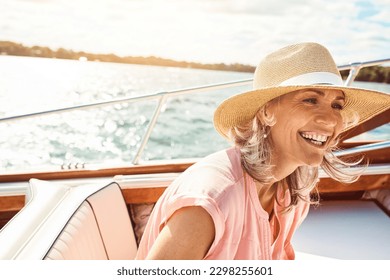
<box><xmin>0</xmin><ymin>0</ymin><xmax>389</xmax><ymax>66</ymax></box>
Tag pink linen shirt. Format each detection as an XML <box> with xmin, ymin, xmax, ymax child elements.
<box><xmin>136</xmin><ymin>147</ymin><xmax>310</xmax><ymax>260</ymax></box>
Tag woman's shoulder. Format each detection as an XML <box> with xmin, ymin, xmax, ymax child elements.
<box><xmin>187</xmin><ymin>147</ymin><xmax>243</xmax><ymax>182</ymax></box>
<box><xmin>193</xmin><ymin>147</ymin><xmax>242</xmax><ymax>175</ymax></box>
<box><xmin>169</xmin><ymin>147</ymin><xmax>245</xmax><ymax>201</ymax></box>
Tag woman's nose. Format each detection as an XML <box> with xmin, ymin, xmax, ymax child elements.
<box><xmin>314</xmin><ymin>107</ymin><xmax>339</xmax><ymax>127</ymax></box>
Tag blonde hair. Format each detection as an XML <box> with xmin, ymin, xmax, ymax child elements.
<box><xmin>228</xmin><ymin>106</ymin><xmax>363</xmax><ymax>210</ymax></box>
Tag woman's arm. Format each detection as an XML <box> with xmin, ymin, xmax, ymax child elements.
<box><xmin>145</xmin><ymin>206</ymin><xmax>215</xmax><ymax>259</ymax></box>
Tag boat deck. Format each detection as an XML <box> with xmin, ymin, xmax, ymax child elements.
<box><xmin>293</xmin><ymin>200</ymin><xmax>390</xmax><ymax>259</ymax></box>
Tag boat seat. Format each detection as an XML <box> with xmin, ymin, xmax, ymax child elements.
<box><xmin>0</xmin><ymin>179</ymin><xmax>137</xmax><ymax>260</ymax></box>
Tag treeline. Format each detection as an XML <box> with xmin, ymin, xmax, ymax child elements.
<box><xmin>0</xmin><ymin>41</ymin><xmax>254</xmax><ymax>73</ymax></box>
<box><xmin>1</xmin><ymin>41</ymin><xmax>389</xmax><ymax>83</ymax></box>
<box><xmin>340</xmin><ymin>67</ymin><xmax>390</xmax><ymax>84</ymax></box>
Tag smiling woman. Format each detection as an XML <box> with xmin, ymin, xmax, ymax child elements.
<box><xmin>263</xmin><ymin>89</ymin><xmax>345</xmax><ymax>166</ymax></box>
<box><xmin>135</xmin><ymin>42</ymin><xmax>390</xmax><ymax>260</ymax></box>
<box><xmin>230</xmin><ymin>87</ymin><xmax>358</xmax><ymax>213</ymax></box>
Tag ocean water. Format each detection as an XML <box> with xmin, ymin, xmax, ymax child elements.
<box><xmin>0</xmin><ymin>56</ymin><xmax>389</xmax><ymax>171</ymax></box>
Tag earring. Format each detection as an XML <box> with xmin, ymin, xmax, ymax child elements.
<box><xmin>262</xmin><ymin>125</ymin><xmax>268</xmax><ymax>139</ymax></box>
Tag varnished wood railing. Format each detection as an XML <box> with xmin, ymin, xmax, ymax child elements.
<box><xmin>1</xmin><ymin>173</ymin><xmax>388</xmax><ymax>222</ymax></box>
<box><xmin>1</xmin><ymin>141</ymin><xmax>388</xmax><ymax>183</ymax></box>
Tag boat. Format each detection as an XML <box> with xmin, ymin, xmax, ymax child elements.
<box><xmin>0</xmin><ymin>58</ymin><xmax>389</xmax><ymax>260</ymax></box>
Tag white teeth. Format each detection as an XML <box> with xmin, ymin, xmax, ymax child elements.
<box><xmin>310</xmin><ymin>140</ymin><xmax>323</xmax><ymax>146</ymax></box>
<box><xmin>301</xmin><ymin>133</ymin><xmax>328</xmax><ymax>143</ymax></box>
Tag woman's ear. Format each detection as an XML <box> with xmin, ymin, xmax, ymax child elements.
<box><xmin>258</xmin><ymin>103</ymin><xmax>276</xmax><ymax>127</ymax></box>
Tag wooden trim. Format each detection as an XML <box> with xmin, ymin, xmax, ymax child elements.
<box><xmin>1</xmin><ymin>144</ymin><xmax>388</xmax><ymax>183</ymax></box>
<box><xmin>0</xmin><ymin>162</ymin><xmax>194</xmax><ymax>183</ymax></box>
<box><xmin>0</xmin><ymin>210</ymin><xmax>19</xmax><ymax>229</ymax></box>
<box><xmin>338</xmin><ymin>146</ymin><xmax>390</xmax><ymax>164</ymax></box>
<box><xmin>0</xmin><ymin>195</ymin><xmax>25</xmax><ymax>212</ymax></box>
<box><xmin>317</xmin><ymin>174</ymin><xmax>390</xmax><ymax>193</ymax></box>
<box><xmin>340</xmin><ymin>109</ymin><xmax>390</xmax><ymax>141</ymax></box>
<box><xmin>122</xmin><ymin>187</ymin><xmax>166</xmax><ymax>204</ymax></box>
<box><xmin>1</xmin><ymin>174</ymin><xmax>387</xmax><ymax>215</ymax></box>
<box><xmin>121</xmin><ymin>174</ymin><xmax>390</xmax><ymax>201</ymax></box>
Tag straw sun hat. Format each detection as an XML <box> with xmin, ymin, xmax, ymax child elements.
<box><xmin>214</xmin><ymin>42</ymin><xmax>390</xmax><ymax>139</ymax></box>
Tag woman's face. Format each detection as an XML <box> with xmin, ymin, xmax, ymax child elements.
<box><xmin>266</xmin><ymin>88</ymin><xmax>345</xmax><ymax>168</ymax></box>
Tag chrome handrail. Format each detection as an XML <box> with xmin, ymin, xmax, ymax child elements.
<box><xmin>1</xmin><ymin>58</ymin><xmax>389</xmax><ymax>164</ymax></box>
<box><xmin>334</xmin><ymin>140</ymin><xmax>390</xmax><ymax>157</ymax></box>
<box><xmin>0</xmin><ymin>78</ymin><xmax>252</xmax><ymax>123</ymax></box>
<box><xmin>337</xmin><ymin>58</ymin><xmax>390</xmax><ymax>70</ymax></box>
<box><xmin>338</xmin><ymin>58</ymin><xmax>390</xmax><ymax>86</ymax></box>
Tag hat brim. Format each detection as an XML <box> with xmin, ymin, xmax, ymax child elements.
<box><xmin>213</xmin><ymin>85</ymin><xmax>390</xmax><ymax>139</ymax></box>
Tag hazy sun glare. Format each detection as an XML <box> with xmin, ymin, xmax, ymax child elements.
<box><xmin>0</xmin><ymin>0</ymin><xmax>389</xmax><ymax>65</ymax></box>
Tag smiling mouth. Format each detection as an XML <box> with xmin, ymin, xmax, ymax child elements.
<box><xmin>299</xmin><ymin>132</ymin><xmax>329</xmax><ymax>147</ymax></box>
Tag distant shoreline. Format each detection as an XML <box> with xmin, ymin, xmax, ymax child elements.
<box><xmin>0</xmin><ymin>41</ymin><xmax>255</xmax><ymax>73</ymax></box>
<box><xmin>1</xmin><ymin>41</ymin><xmax>389</xmax><ymax>83</ymax></box>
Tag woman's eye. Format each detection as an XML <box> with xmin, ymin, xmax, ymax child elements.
<box><xmin>303</xmin><ymin>98</ymin><xmax>317</xmax><ymax>104</ymax></box>
<box><xmin>332</xmin><ymin>103</ymin><xmax>344</xmax><ymax>110</ymax></box>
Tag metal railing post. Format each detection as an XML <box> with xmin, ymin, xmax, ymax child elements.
<box><xmin>344</xmin><ymin>62</ymin><xmax>362</xmax><ymax>86</ymax></box>
<box><xmin>132</xmin><ymin>95</ymin><xmax>167</xmax><ymax>165</ymax></box>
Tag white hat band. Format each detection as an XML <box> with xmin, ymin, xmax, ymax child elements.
<box><xmin>279</xmin><ymin>72</ymin><xmax>344</xmax><ymax>86</ymax></box>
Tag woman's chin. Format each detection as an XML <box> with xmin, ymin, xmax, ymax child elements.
<box><xmin>302</xmin><ymin>156</ymin><xmax>324</xmax><ymax>167</ymax></box>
